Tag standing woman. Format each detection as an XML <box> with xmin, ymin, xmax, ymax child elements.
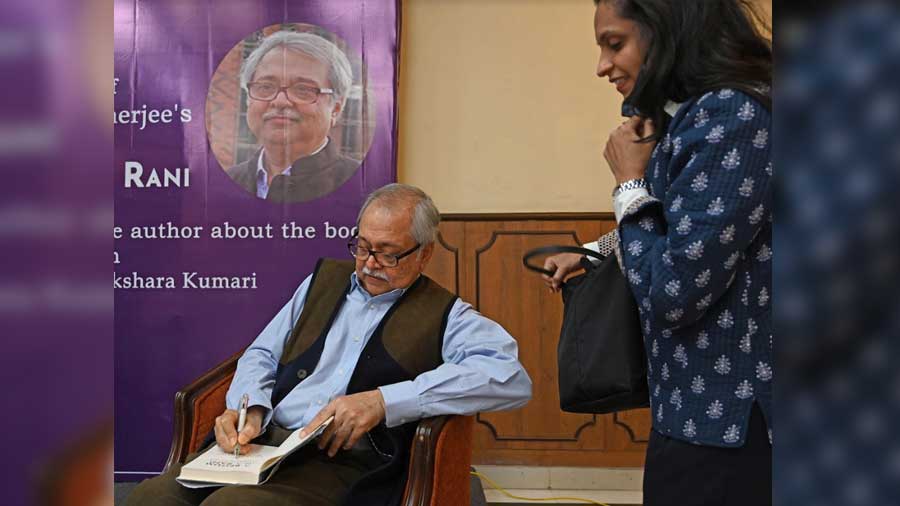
<box><xmin>544</xmin><ymin>1</ymin><xmax>772</xmax><ymax>504</ymax></box>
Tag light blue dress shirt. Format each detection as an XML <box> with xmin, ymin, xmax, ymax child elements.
<box><xmin>226</xmin><ymin>271</ymin><xmax>532</xmax><ymax>430</ymax></box>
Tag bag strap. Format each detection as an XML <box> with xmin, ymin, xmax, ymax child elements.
<box><xmin>522</xmin><ymin>245</ymin><xmax>607</xmax><ymax>276</ymax></box>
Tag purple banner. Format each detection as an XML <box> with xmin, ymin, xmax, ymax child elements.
<box><xmin>114</xmin><ymin>0</ymin><xmax>399</xmax><ymax>479</ymax></box>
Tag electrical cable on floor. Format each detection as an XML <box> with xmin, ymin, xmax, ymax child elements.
<box><xmin>470</xmin><ymin>470</ymin><xmax>613</xmax><ymax>506</ymax></box>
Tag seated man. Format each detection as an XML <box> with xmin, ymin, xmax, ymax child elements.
<box><xmin>127</xmin><ymin>183</ymin><xmax>532</xmax><ymax>506</ymax></box>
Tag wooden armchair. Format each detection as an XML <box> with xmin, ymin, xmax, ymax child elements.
<box><xmin>163</xmin><ymin>351</ymin><xmax>474</xmax><ymax>506</ymax></box>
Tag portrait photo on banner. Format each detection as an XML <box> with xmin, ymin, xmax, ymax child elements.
<box><xmin>206</xmin><ymin>23</ymin><xmax>377</xmax><ymax>204</ymax></box>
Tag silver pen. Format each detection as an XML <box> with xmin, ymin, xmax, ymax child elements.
<box><xmin>234</xmin><ymin>393</ymin><xmax>249</xmax><ymax>458</ymax></box>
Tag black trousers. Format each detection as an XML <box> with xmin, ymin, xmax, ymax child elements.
<box><xmin>643</xmin><ymin>404</ymin><xmax>772</xmax><ymax>506</ymax></box>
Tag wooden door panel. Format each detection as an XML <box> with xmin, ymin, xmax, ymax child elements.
<box><xmin>426</xmin><ymin>214</ymin><xmax>650</xmax><ymax>467</ymax></box>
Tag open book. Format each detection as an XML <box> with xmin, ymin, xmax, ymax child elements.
<box><xmin>176</xmin><ymin>416</ymin><xmax>333</xmax><ymax>488</ymax></box>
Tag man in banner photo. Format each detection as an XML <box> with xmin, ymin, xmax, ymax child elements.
<box><xmin>126</xmin><ymin>184</ymin><xmax>533</xmax><ymax>506</ymax></box>
<box><xmin>225</xmin><ymin>31</ymin><xmax>361</xmax><ymax>203</ymax></box>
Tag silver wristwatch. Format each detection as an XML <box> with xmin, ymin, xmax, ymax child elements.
<box><xmin>612</xmin><ymin>178</ymin><xmax>648</xmax><ymax>198</ymax></box>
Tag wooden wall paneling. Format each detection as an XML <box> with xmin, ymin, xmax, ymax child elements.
<box><xmin>474</xmin><ymin>228</ymin><xmax>596</xmax><ymax>442</ymax></box>
<box><xmin>428</xmin><ymin>214</ymin><xmax>651</xmax><ymax>467</ymax></box>
<box><xmin>424</xmin><ymin>221</ymin><xmax>464</xmax><ymax>295</ymax></box>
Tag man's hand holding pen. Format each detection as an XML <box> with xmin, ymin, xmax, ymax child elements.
<box><xmin>214</xmin><ymin>404</ymin><xmax>266</xmax><ymax>456</ymax></box>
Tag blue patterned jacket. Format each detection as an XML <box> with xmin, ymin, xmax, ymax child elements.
<box><xmin>617</xmin><ymin>89</ymin><xmax>772</xmax><ymax>447</ymax></box>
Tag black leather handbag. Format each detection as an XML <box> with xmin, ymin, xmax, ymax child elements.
<box><xmin>523</xmin><ymin>245</ymin><xmax>649</xmax><ymax>414</ymax></box>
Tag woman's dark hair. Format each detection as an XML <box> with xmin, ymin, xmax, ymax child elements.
<box><xmin>596</xmin><ymin>0</ymin><xmax>772</xmax><ymax>141</ymax></box>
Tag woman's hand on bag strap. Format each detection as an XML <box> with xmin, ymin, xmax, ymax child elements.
<box><xmin>542</xmin><ymin>253</ymin><xmax>584</xmax><ymax>293</ymax></box>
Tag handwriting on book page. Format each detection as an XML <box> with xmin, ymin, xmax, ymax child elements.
<box><xmin>197</xmin><ymin>445</ymin><xmax>269</xmax><ymax>470</ymax></box>
<box><xmin>201</xmin><ymin>457</ymin><xmax>256</xmax><ymax>469</ymax></box>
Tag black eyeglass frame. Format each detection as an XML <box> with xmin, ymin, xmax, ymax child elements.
<box><xmin>246</xmin><ymin>81</ymin><xmax>335</xmax><ymax>104</ymax></box>
<box><xmin>347</xmin><ymin>238</ymin><xmax>421</xmax><ymax>268</ymax></box>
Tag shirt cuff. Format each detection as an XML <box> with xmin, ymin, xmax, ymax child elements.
<box><xmin>581</xmin><ymin>241</ymin><xmax>602</xmax><ymax>265</ymax></box>
<box><xmin>614</xmin><ymin>187</ymin><xmax>651</xmax><ymax>223</ymax></box>
<box><xmin>228</xmin><ymin>391</ymin><xmax>273</xmax><ymax>430</ymax></box>
<box><xmin>378</xmin><ymin>381</ymin><xmax>421</xmax><ymax>427</ymax></box>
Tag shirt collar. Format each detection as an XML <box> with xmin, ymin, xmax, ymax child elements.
<box><xmin>664</xmin><ymin>100</ymin><xmax>684</xmax><ymax>118</ymax></box>
<box><xmin>256</xmin><ymin>137</ymin><xmax>330</xmax><ymax>179</ymax></box>
<box><xmin>257</xmin><ymin>150</ymin><xmax>291</xmax><ymax>179</ymax></box>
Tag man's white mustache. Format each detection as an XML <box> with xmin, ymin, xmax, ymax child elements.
<box><xmin>263</xmin><ymin>109</ymin><xmax>302</xmax><ymax>121</ymax></box>
<box><xmin>362</xmin><ymin>266</ymin><xmax>389</xmax><ymax>281</ymax></box>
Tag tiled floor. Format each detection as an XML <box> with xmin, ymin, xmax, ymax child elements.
<box><xmin>490</xmin><ymin>503</ymin><xmax>640</xmax><ymax>506</ymax></box>
<box><xmin>475</xmin><ymin>465</ymin><xmax>643</xmax><ymax>505</ymax></box>
<box><xmin>485</xmin><ymin>489</ymin><xmax>642</xmax><ymax>505</ymax></box>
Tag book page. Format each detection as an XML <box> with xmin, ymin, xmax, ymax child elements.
<box><xmin>185</xmin><ymin>443</ymin><xmax>284</xmax><ymax>473</ymax></box>
<box><xmin>177</xmin><ymin>444</ymin><xmax>281</xmax><ymax>488</ymax></box>
<box><xmin>274</xmin><ymin>415</ymin><xmax>333</xmax><ymax>457</ymax></box>
<box><xmin>177</xmin><ymin>416</ymin><xmax>334</xmax><ymax>488</ymax></box>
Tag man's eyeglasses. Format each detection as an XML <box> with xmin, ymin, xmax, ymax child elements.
<box><xmin>246</xmin><ymin>82</ymin><xmax>334</xmax><ymax>104</ymax></box>
<box><xmin>347</xmin><ymin>238</ymin><xmax>420</xmax><ymax>268</ymax></box>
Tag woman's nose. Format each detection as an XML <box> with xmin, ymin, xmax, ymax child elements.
<box><xmin>597</xmin><ymin>57</ymin><xmax>613</xmax><ymax>78</ymax></box>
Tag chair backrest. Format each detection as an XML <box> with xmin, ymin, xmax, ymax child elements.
<box><xmin>429</xmin><ymin>415</ymin><xmax>474</xmax><ymax>506</ymax></box>
<box><xmin>164</xmin><ymin>351</ymin><xmax>241</xmax><ymax>472</ymax></box>
<box><xmin>401</xmin><ymin>415</ymin><xmax>474</xmax><ymax>506</ymax></box>
<box><xmin>188</xmin><ymin>373</ymin><xmax>232</xmax><ymax>453</ymax></box>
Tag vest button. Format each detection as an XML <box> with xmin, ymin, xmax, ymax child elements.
<box><xmin>296</xmin><ymin>369</ymin><xmax>307</xmax><ymax>380</ymax></box>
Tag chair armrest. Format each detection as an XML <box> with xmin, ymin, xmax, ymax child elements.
<box><xmin>162</xmin><ymin>350</ymin><xmax>242</xmax><ymax>472</ymax></box>
<box><xmin>401</xmin><ymin>415</ymin><xmax>474</xmax><ymax>506</ymax></box>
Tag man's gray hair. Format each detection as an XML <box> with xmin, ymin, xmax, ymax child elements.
<box><xmin>357</xmin><ymin>184</ymin><xmax>441</xmax><ymax>246</ymax></box>
<box><xmin>240</xmin><ymin>31</ymin><xmax>353</xmax><ymax>113</ymax></box>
